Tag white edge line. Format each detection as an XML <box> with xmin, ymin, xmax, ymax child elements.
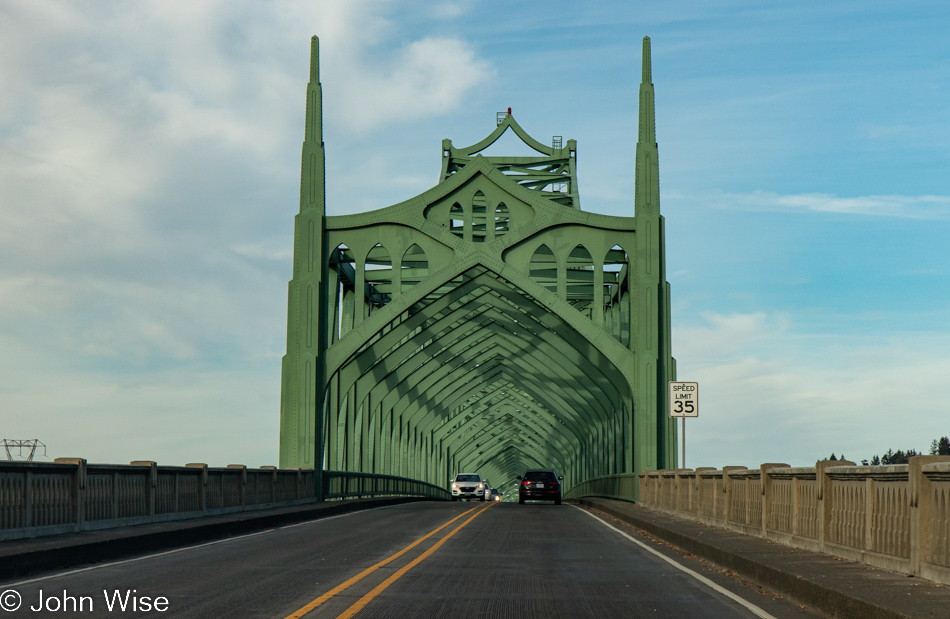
<box><xmin>573</xmin><ymin>505</ymin><xmax>778</xmax><ymax>619</ymax></box>
<box><xmin>2</xmin><ymin>502</ymin><xmax>408</xmax><ymax>588</ymax></box>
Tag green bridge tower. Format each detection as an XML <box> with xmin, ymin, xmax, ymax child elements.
<box><xmin>279</xmin><ymin>36</ymin><xmax>676</xmax><ymax>496</ymax></box>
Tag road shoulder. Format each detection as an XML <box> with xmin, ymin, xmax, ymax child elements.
<box><xmin>571</xmin><ymin>498</ymin><xmax>950</xmax><ymax>619</ymax></box>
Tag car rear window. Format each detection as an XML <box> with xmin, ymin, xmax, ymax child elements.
<box><xmin>456</xmin><ymin>474</ymin><xmax>480</xmax><ymax>482</ymax></box>
<box><xmin>524</xmin><ymin>471</ymin><xmax>556</xmax><ymax>481</ymax></box>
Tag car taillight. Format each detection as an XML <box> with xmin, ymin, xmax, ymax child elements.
<box><xmin>521</xmin><ymin>480</ymin><xmax>530</xmax><ymax>485</ymax></box>
<box><xmin>551</xmin><ymin>481</ymin><xmax>560</xmax><ymax>487</ymax></box>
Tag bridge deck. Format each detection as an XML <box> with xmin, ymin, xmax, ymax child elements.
<box><xmin>1</xmin><ymin>501</ymin><xmax>822</xmax><ymax>618</ymax></box>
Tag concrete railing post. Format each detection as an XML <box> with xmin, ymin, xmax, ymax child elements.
<box><xmin>666</xmin><ymin>470</ymin><xmax>672</xmax><ymax>509</ymax></box>
<box><xmin>131</xmin><ymin>461</ymin><xmax>157</xmax><ymax>517</ymax></box>
<box><xmin>815</xmin><ymin>459</ymin><xmax>852</xmax><ymax>552</ymax></box>
<box><xmin>792</xmin><ymin>475</ymin><xmax>799</xmax><ymax>536</ymax></box>
<box><xmin>694</xmin><ymin>467</ymin><xmax>715</xmax><ymax>520</ymax></box>
<box><xmin>24</xmin><ymin>470</ymin><xmax>33</xmax><ymax>529</ymax></box>
<box><xmin>722</xmin><ymin>466</ymin><xmax>746</xmax><ymax>527</ymax></box>
<box><xmin>673</xmin><ymin>469</ymin><xmax>690</xmax><ymax>513</ymax></box>
<box><xmin>112</xmin><ymin>471</ymin><xmax>119</xmax><ymax>520</ymax></box>
<box><xmin>745</xmin><ymin>475</ymin><xmax>751</xmax><ymax>525</ymax></box>
<box><xmin>55</xmin><ymin>458</ymin><xmax>86</xmax><ymax>532</ymax></box>
<box><xmin>693</xmin><ymin>469</ymin><xmax>703</xmax><ymax>518</ymax></box>
<box><xmin>290</xmin><ymin>468</ymin><xmax>302</xmax><ymax>500</ymax></box>
<box><xmin>761</xmin><ymin>463</ymin><xmax>790</xmax><ymax>535</ymax></box>
<box><xmin>227</xmin><ymin>465</ymin><xmax>247</xmax><ymax>508</ymax></box>
<box><xmin>865</xmin><ymin>475</ymin><xmax>874</xmax><ymax>553</ymax></box>
<box><xmin>261</xmin><ymin>466</ymin><xmax>277</xmax><ymax>504</ymax></box>
<box><xmin>185</xmin><ymin>464</ymin><xmax>208</xmax><ymax>512</ymax></box>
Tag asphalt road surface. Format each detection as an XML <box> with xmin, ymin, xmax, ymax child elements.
<box><xmin>2</xmin><ymin>501</ymin><xmax>821</xmax><ymax>618</ymax></box>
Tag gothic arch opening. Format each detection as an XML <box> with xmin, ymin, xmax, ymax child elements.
<box><xmin>364</xmin><ymin>243</ymin><xmax>392</xmax><ymax>317</ymax></box>
<box><xmin>603</xmin><ymin>244</ymin><xmax>630</xmax><ymax>345</ymax></box>
<box><xmin>529</xmin><ymin>244</ymin><xmax>557</xmax><ymax>295</ymax></box>
<box><xmin>401</xmin><ymin>244</ymin><xmax>429</xmax><ymax>291</ymax></box>
<box><xmin>567</xmin><ymin>245</ymin><xmax>594</xmax><ymax>318</ymax></box>
<box><xmin>328</xmin><ymin>244</ymin><xmax>356</xmax><ymax>342</ymax></box>
<box><xmin>494</xmin><ymin>202</ymin><xmax>510</xmax><ymax>236</ymax></box>
<box><xmin>450</xmin><ymin>202</ymin><xmax>464</xmax><ymax>238</ymax></box>
<box><xmin>472</xmin><ymin>191</ymin><xmax>488</xmax><ymax>242</ymax></box>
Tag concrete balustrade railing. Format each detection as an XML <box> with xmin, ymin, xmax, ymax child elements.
<box><xmin>0</xmin><ymin>459</ymin><xmax>449</xmax><ymax>542</ymax></box>
<box><xmin>0</xmin><ymin>459</ymin><xmax>318</xmax><ymax>541</ymax></box>
<box><xmin>626</xmin><ymin>456</ymin><xmax>950</xmax><ymax>585</ymax></box>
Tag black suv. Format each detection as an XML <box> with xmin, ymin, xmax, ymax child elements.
<box><xmin>517</xmin><ymin>469</ymin><xmax>563</xmax><ymax>504</ymax></box>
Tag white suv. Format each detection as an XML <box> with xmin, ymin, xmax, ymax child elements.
<box><xmin>450</xmin><ymin>473</ymin><xmax>486</xmax><ymax>501</ymax></box>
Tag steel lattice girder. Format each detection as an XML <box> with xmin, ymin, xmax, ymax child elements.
<box><xmin>279</xmin><ymin>36</ymin><xmax>676</xmax><ymax>498</ymax></box>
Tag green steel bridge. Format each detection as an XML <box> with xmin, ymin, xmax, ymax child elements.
<box><xmin>278</xmin><ymin>36</ymin><xmax>677</xmax><ymax>500</ymax></box>
<box><xmin>1</xmin><ymin>39</ymin><xmax>940</xmax><ymax>619</ymax></box>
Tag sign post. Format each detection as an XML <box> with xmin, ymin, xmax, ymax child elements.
<box><xmin>668</xmin><ymin>381</ymin><xmax>698</xmax><ymax>468</ymax></box>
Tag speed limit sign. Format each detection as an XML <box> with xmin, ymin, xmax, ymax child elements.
<box><xmin>669</xmin><ymin>382</ymin><xmax>698</xmax><ymax>417</ymax></box>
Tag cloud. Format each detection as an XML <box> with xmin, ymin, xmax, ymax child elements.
<box><xmin>430</xmin><ymin>1</ymin><xmax>477</xmax><ymax>20</ymax></box>
<box><xmin>326</xmin><ymin>36</ymin><xmax>494</xmax><ymax>132</ymax></box>
<box><xmin>675</xmin><ymin>312</ymin><xmax>950</xmax><ymax>468</ymax></box>
<box><xmin>0</xmin><ymin>339</ymin><xmax>281</xmax><ymax>467</ymax></box>
<box><xmin>231</xmin><ymin>242</ymin><xmax>293</xmax><ymax>262</ymax></box>
<box><xmin>0</xmin><ymin>0</ymin><xmax>495</xmax><ymax>466</ymax></box>
<box><xmin>696</xmin><ymin>190</ymin><xmax>950</xmax><ymax>219</ymax></box>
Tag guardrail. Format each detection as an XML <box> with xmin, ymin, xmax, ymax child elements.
<box><xmin>566</xmin><ymin>456</ymin><xmax>950</xmax><ymax>585</ymax></box>
<box><xmin>323</xmin><ymin>471</ymin><xmax>449</xmax><ymax>501</ymax></box>
<box><xmin>0</xmin><ymin>459</ymin><xmax>448</xmax><ymax>541</ymax></box>
<box><xmin>564</xmin><ymin>473</ymin><xmax>639</xmax><ymax>502</ymax></box>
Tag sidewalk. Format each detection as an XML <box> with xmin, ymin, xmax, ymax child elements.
<box><xmin>572</xmin><ymin>498</ymin><xmax>950</xmax><ymax>619</ymax></box>
<box><xmin>0</xmin><ymin>496</ymin><xmax>423</xmax><ymax>583</ymax></box>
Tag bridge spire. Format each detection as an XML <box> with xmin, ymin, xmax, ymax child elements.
<box><xmin>280</xmin><ymin>35</ymin><xmax>328</xmax><ymax>487</ymax></box>
<box><xmin>310</xmin><ymin>35</ymin><xmax>320</xmax><ymax>83</ymax></box>
<box><xmin>633</xmin><ymin>36</ymin><xmax>676</xmax><ymax>471</ymax></box>
<box><xmin>637</xmin><ymin>36</ymin><xmax>656</xmax><ymax>157</ymax></box>
<box><xmin>642</xmin><ymin>35</ymin><xmax>651</xmax><ymax>85</ymax></box>
<box><xmin>301</xmin><ymin>35</ymin><xmax>325</xmax><ymax>208</ymax></box>
<box><xmin>635</xmin><ymin>36</ymin><xmax>659</xmax><ymax>219</ymax></box>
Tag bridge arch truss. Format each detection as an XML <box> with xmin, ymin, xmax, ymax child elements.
<box><xmin>279</xmin><ymin>36</ymin><xmax>676</xmax><ymax>496</ymax></box>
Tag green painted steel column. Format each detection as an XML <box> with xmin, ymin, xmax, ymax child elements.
<box><xmin>632</xmin><ymin>36</ymin><xmax>677</xmax><ymax>473</ymax></box>
<box><xmin>279</xmin><ymin>37</ymin><xmax>327</xmax><ymax>498</ymax></box>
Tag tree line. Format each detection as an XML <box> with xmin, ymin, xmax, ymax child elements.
<box><xmin>824</xmin><ymin>435</ymin><xmax>950</xmax><ymax>466</ymax></box>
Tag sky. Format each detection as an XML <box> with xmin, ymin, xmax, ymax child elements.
<box><xmin>1</xmin><ymin>0</ymin><xmax>948</xmax><ymax>469</ymax></box>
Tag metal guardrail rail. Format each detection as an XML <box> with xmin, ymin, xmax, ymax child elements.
<box><xmin>0</xmin><ymin>459</ymin><xmax>448</xmax><ymax>541</ymax></box>
<box><xmin>563</xmin><ymin>473</ymin><xmax>638</xmax><ymax>502</ymax></box>
<box><xmin>323</xmin><ymin>471</ymin><xmax>450</xmax><ymax>501</ymax></box>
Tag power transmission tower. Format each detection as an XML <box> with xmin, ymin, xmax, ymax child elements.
<box><xmin>2</xmin><ymin>439</ymin><xmax>47</xmax><ymax>461</ymax></box>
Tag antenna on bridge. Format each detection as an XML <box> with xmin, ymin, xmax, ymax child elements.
<box><xmin>2</xmin><ymin>439</ymin><xmax>48</xmax><ymax>461</ymax></box>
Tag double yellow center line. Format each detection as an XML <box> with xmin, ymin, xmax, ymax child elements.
<box><xmin>283</xmin><ymin>502</ymin><xmax>493</xmax><ymax>619</ymax></box>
